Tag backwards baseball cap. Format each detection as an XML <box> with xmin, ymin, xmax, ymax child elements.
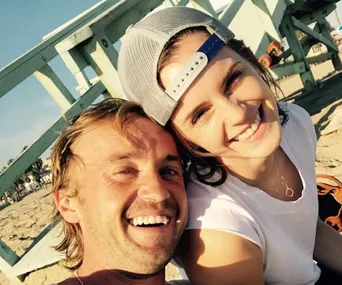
<box><xmin>118</xmin><ymin>6</ymin><xmax>235</xmax><ymax>126</ymax></box>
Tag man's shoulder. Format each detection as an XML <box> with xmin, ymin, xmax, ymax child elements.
<box><xmin>167</xmin><ymin>280</ymin><xmax>192</xmax><ymax>285</ymax></box>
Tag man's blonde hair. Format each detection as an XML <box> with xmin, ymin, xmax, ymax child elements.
<box><xmin>50</xmin><ymin>98</ymin><xmax>147</xmax><ymax>270</ymax></box>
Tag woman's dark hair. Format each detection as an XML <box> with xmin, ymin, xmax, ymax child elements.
<box><xmin>158</xmin><ymin>27</ymin><xmax>288</xmax><ymax>187</ymax></box>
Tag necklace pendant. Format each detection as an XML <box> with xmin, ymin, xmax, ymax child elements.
<box><xmin>285</xmin><ymin>187</ymin><xmax>294</xmax><ymax>197</ymax></box>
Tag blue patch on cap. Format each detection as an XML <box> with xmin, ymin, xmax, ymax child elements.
<box><xmin>198</xmin><ymin>33</ymin><xmax>225</xmax><ymax>62</ymax></box>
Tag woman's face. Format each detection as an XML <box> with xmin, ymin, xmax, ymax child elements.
<box><xmin>159</xmin><ymin>32</ymin><xmax>282</xmax><ymax>163</ymax></box>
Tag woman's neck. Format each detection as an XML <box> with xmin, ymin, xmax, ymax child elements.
<box><xmin>221</xmin><ymin>147</ymin><xmax>285</xmax><ymax>191</ymax></box>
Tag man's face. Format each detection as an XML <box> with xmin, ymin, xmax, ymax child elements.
<box><xmin>60</xmin><ymin>116</ymin><xmax>187</xmax><ymax>274</ymax></box>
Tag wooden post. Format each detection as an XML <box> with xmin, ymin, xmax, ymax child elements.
<box><xmin>317</xmin><ymin>18</ymin><xmax>342</xmax><ymax>70</ymax></box>
<box><xmin>190</xmin><ymin>0</ymin><xmax>218</xmax><ymax>18</ymax></box>
<box><xmin>280</xmin><ymin>15</ymin><xmax>316</xmax><ymax>89</ymax></box>
<box><xmin>335</xmin><ymin>9</ymin><xmax>341</xmax><ymax>26</ymax></box>
<box><xmin>34</xmin><ymin>64</ymin><xmax>76</xmax><ymax>112</ymax></box>
<box><xmin>82</xmin><ymin>31</ymin><xmax>125</xmax><ymax>99</ymax></box>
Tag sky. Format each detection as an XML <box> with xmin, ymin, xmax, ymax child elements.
<box><xmin>0</xmin><ymin>0</ymin><xmax>342</xmax><ymax>169</ymax></box>
<box><xmin>0</xmin><ymin>0</ymin><xmax>100</xmax><ymax>168</ymax></box>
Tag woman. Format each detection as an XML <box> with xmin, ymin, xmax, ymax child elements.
<box><xmin>118</xmin><ymin>6</ymin><xmax>342</xmax><ymax>285</ymax></box>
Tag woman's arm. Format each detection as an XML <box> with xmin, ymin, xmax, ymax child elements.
<box><xmin>314</xmin><ymin>218</ymin><xmax>342</xmax><ymax>273</ymax></box>
<box><xmin>176</xmin><ymin>229</ymin><xmax>264</xmax><ymax>285</ymax></box>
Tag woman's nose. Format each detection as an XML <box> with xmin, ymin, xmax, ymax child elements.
<box><xmin>217</xmin><ymin>96</ymin><xmax>247</xmax><ymax>126</ymax></box>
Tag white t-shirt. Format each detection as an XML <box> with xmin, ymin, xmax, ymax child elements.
<box><xmin>177</xmin><ymin>103</ymin><xmax>320</xmax><ymax>285</ymax></box>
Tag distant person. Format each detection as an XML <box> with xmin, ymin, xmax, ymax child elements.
<box><xmin>50</xmin><ymin>98</ymin><xmax>189</xmax><ymax>285</ymax></box>
<box><xmin>31</xmin><ymin>179</ymin><xmax>39</xmax><ymax>192</ymax></box>
<box><xmin>0</xmin><ymin>196</ymin><xmax>6</xmax><ymax>206</ymax></box>
<box><xmin>24</xmin><ymin>178</ymin><xmax>34</xmax><ymax>193</ymax></box>
<box><xmin>118</xmin><ymin>6</ymin><xmax>342</xmax><ymax>285</ymax></box>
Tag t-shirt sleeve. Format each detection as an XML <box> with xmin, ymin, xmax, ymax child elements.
<box><xmin>186</xmin><ymin>194</ymin><xmax>264</xmax><ymax>249</ymax></box>
<box><xmin>285</xmin><ymin>103</ymin><xmax>317</xmax><ymax>150</ymax></box>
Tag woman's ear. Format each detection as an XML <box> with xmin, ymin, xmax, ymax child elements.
<box><xmin>54</xmin><ymin>190</ymin><xmax>81</xmax><ymax>224</ymax></box>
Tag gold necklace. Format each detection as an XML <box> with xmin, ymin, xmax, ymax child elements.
<box><xmin>273</xmin><ymin>153</ymin><xmax>294</xmax><ymax>198</ymax></box>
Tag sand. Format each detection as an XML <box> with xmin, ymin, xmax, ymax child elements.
<box><xmin>0</xmin><ymin>60</ymin><xmax>342</xmax><ymax>284</ymax></box>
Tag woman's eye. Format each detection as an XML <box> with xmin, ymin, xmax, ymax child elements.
<box><xmin>224</xmin><ymin>70</ymin><xmax>242</xmax><ymax>95</ymax></box>
<box><xmin>192</xmin><ymin>109</ymin><xmax>207</xmax><ymax>124</ymax></box>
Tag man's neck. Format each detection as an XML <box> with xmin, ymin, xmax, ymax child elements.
<box><xmin>76</xmin><ymin>243</ymin><xmax>168</xmax><ymax>285</ymax></box>
<box><xmin>74</xmin><ymin>266</ymin><xmax>166</xmax><ymax>285</ymax></box>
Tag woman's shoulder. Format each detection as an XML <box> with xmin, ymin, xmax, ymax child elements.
<box><xmin>185</xmin><ymin>178</ymin><xmax>261</xmax><ymax>238</ymax></box>
<box><xmin>186</xmin><ymin>178</ymin><xmax>249</xmax><ymax>215</ymax></box>
<box><xmin>186</xmin><ymin>178</ymin><xmax>218</xmax><ymax>197</ymax></box>
<box><xmin>187</xmin><ymin>172</ymin><xmax>242</xmax><ymax>196</ymax></box>
<box><xmin>280</xmin><ymin>102</ymin><xmax>311</xmax><ymax>123</ymax></box>
<box><xmin>280</xmin><ymin>102</ymin><xmax>317</xmax><ymax>146</ymax></box>
<box><xmin>186</xmin><ymin>175</ymin><xmax>255</xmax><ymax>212</ymax></box>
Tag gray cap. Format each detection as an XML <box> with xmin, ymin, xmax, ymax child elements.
<box><xmin>118</xmin><ymin>6</ymin><xmax>235</xmax><ymax>126</ymax></box>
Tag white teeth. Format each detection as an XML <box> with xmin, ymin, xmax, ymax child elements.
<box><xmin>156</xmin><ymin>216</ymin><xmax>162</xmax><ymax>223</ymax></box>
<box><xmin>137</xmin><ymin>217</ymin><xmax>143</xmax><ymax>225</ymax></box>
<box><xmin>131</xmin><ymin>215</ymin><xmax>169</xmax><ymax>226</ymax></box>
<box><xmin>235</xmin><ymin>111</ymin><xmax>261</xmax><ymax>141</ymax></box>
<box><xmin>143</xmin><ymin>217</ymin><xmax>149</xmax><ymax>224</ymax></box>
<box><xmin>246</xmin><ymin>128</ymin><xmax>254</xmax><ymax>136</ymax></box>
<box><xmin>250</xmin><ymin>123</ymin><xmax>258</xmax><ymax>131</ymax></box>
<box><xmin>149</xmin><ymin>216</ymin><xmax>156</xmax><ymax>224</ymax></box>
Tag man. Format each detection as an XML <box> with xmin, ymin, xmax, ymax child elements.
<box><xmin>50</xmin><ymin>98</ymin><xmax>189</xmax><ymax>285</ymax></box>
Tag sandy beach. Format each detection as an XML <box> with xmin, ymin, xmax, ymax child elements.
<box><xmin>1</xmin><ymin>60</ymin><xmax>342</xmax><ymax>284</ymax></box>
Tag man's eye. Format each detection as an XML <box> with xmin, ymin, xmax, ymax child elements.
<box><xmin>192</xmin><ymin>108</ymin><xmax>207</xmax><ymax>124</ymax></box>
<box><xmin>113</xmin><ymin>167</ymin><xmax>138</xmax><ymax>175</ymax></box>
<box><xmin>160</xmin><ymin>167</ymin><xmax>179</xmax><ymax>177</ymax></box>
<box><xmin>224</xmin><ymin>70</ymin><xmax>242</xmax><ymax>95</ymax></box>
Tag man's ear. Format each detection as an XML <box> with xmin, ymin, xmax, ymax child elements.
<box><xmin>54</xmin><ymin>190</ymin><xmax>81</xmax><ymax>224</ymax></box>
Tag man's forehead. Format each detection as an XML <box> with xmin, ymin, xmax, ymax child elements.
<box><xmin>71</xmin><ymin>118</ymin><xmax>177</xmax><ymax>163</ymax></box>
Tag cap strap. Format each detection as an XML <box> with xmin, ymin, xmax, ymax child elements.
<box><xmin>165</xmin><ymin>33</ymin><xmax>225</xmax><ymax>102</ymax></box>
<box><xmin>198</xmin><ymin>33</ymin><xmax>226</xmax><ymax>61</ymax></box>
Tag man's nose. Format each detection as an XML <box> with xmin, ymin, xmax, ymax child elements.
<box><xmin>137</xmin><ymin>173</ymin><xmax>171</xmax><ymax>203</ymax></box>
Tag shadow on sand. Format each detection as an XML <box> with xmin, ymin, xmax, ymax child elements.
<box><xmin>281</xmin><ymin>71</ymin><xmax>342</xmax><ymax>140</ymax></box>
